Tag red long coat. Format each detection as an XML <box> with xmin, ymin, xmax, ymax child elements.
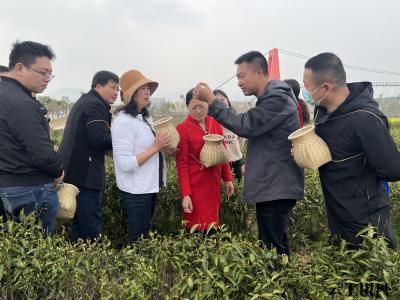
<box><xmin>176</xmin><ymin>115</ymin><xmax>233</xmax><ymax>230</ymax></box>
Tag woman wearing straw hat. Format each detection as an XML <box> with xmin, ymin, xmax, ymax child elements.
<box><xmin>111</xmin><ymin>69</ymin><xmax>171</xmax><ymax>243</ymax></box>
<box><xmin>175</xmin><ymin>88</ymin><xmax>234</xmax><ymax>231</ymax></box>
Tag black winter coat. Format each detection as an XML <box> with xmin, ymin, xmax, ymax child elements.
<box><xmin>58</xmin><ymin>89</ymin><xmax>112</xmax><ymax>190</ymax></box>
<box><xmin>315</xmin><ymin>82</ymin><xmax>400</xmax><ymax>247</ymax></box>
<box><xmin>0</xmin><ymin>77</ymin><xmax>63</xmax><ymax>187</ymax></box>
<box><xmin>208</xmin><ymin>80</ymin><xmax>304</xmax><ymax>203</ymax></box>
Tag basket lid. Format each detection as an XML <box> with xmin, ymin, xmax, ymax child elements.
<box><xmin>203</xmin><ymin>134</ymin><xmax>224</xmax><ymax>142</ymax></box>
<box><xmin>288</xmin><ymin>125</ymin><xmax>316</xmax><ymax>141</ymax></box>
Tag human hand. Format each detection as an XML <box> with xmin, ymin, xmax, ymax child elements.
<box><xmin>54</xmin><ymin>170</ymin><xmax>64</xmax><ymax>187</ymax></box>
<box><xmin>182</xmin><ymin>195</ymin><xmax>193</xmax><ymax>213</ymax></box>
<box><xmin>193</xmin><ymin>82</ymin><xmax>215</xmax><ymax>104</ymax></box>
<box><xmin>225</xmin><ymin>181</ymin><xmax>234</xmax><ymax>198</ymax></box>
<box><xmin>153</xmin><ymin>133</ymin><xmax>172</xmax><ymax>151</ymax></box>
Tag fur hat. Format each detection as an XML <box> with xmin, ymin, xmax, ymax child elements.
<box><xmin>120</xmin><ymin>69</ymin><xmax>158</xmax><ymax>105</ymax></box>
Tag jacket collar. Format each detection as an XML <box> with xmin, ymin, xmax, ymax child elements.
<box><xmin>88</xmin><ymin>88</ymin><xmax>111</xmax><ymax>110</ymax></box>
<box><xmin>185</xmin><ymin>114</ymin><xmax>214</xmax><ymax>133</ymax></box>
<box><xmin>0</xmin><ymin>76</ymin><xmax>34</xmax><ymax>98</ymax></box>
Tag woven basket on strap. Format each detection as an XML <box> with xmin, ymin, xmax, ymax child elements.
<box><xmin>57</xmin><ymin>183</ymin><xmax>79</xmax><ymax>219</ymax></box>
<box><xmin>288</xmin><ymin>125</ymin><xmax>332</xmax><ymax>170</ymax></box>
<box><xmin>200</xmin><ymin>134</ymin><xmax>229</xmax><ymax>168</ymax></box>
<box><xmin>153</xmin><ymin>117</ymin><xmax>180</xmax><ymax>149</ymax></box>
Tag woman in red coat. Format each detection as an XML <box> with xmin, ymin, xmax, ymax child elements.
<box><xmin>176</xmin><ymin>89</ymin><xmax>234</xmax><ymax>230</ymax></box>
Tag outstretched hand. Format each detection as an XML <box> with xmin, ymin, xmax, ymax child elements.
<box><xmin>193</xmin><ymin>82</ymin><xmax>215</xmax><ymax>104</ymax></box>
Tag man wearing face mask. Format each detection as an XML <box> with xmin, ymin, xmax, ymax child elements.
<box><xmin>303</xmin><ymin>52</ymin><xmax>400</xmax><ymax>249</ymax></box>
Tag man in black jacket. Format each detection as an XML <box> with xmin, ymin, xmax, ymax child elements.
<box><xmin>0</xmin><ymin>41</ymin><xmax>64</xmax><ymax>233</ymax></box>
<box><xmin>194</xmin><ymin>51</ymin><xmax>304</xmax><ymax>255</ymax></box>
<box><xmin>303</xmin><ymin>52</ymin><xmax>399</xmax><ymax>248</ymax></box>
<box><xmin>58</xmin><ymin>71</ymin><xmax>119</xmax><ymax>242</ymax></box>
<box><xmin>0</xmin><ymin>65</ymin><xmax>9</xmax><ymax>222</ymax></box>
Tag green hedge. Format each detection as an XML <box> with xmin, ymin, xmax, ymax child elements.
<box><xmin>3</xmin><ymin>123</ymin><xmax>393</xmax><ymax>299</ymax></box>
<box><xmin>1</xmin><ymin>217</ymin><xmax>399</xmax><ymax>299</ymax></box>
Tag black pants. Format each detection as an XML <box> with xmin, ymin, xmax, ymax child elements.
<box><xmin>256</xmin><ymin>199</ymin><xmax>296</xmax><ymax>255</ymax></box>
<box><xmin>121</xmin><ymin>192</ymin><xmax>157</xmax><ymax>243</ymax></box>
<box><xmin>230</xmin><ymin>159</ymin><xmax>242</xmax><ymax>182</ymax></box>
<box><xmin>70</xmin><ymin>186</ymin><xmax>102</xmax><ymax>242</ymax></box>
<box><xmin>328</xmin><ymin>205</ymin><xmax>397</xmax><ymax>249</ymax></box>
<box><xmin>0</xmin><ymin>197</ymin><xmax>7</xmax><ymax>222</ymax></box>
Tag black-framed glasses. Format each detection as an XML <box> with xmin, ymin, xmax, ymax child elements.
<box><xmin>24</xmin><ymin>65</ymin><xmax>55</xmax><ymax>80</ymax></box>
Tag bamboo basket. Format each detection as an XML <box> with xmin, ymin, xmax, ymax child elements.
<box><xmin>200</xmin><ymin>134</ymin><xmax>229</xmax><ymax>168</ymax></box>
<box><xmin>57</xmin><ymin>183</ymin><xmax>79</xmax><ymax>219</ymax></box>
<box><xmin>153</xmin><ymin>117</ymin><xmax>180</xmax><ymax>149</ymax></box>
<box><xmin>288</xmin><ymin>125</ymin><xmax>332</xmax><ymax>170</ymax></box>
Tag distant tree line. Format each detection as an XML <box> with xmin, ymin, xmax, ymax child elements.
<box><xmin>37</xmin><ymin>95</ymin><xmax>74</xmax><ymax>119</ymax></box>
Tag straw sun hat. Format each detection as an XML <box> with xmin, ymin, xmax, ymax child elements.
<box><xmin>119</xmin><ymin>69</ymin><xmax>158</xmax><ymax>105</ymax></box>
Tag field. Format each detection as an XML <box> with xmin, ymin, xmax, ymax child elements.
<box><xmin>0</xmin><ymin>119</ymin><xmax>399</xmax><ymax>299</ymax></box>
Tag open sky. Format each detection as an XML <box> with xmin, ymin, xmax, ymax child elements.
<box><xmin>1</xmin><ymin>0</ymin><xmax>399</xmax><ymax>101</ymax></box>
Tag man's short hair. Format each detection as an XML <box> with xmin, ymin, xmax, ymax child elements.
<box><xmin>91</xmin><ymin>70</ymin><xmax>119</xmax><ymax>88</ymax></box>
<box><xmin>235</xmin><ymin>51</ymin><xmax>268</xmax><ymax>76</ymax></box>
<box><xmin>304</xmin><ymin>52</ymin><xmax>346</xmax><ymax>86</ymax></box>
<box><xmin>9</xmin><ymin>41</ymin><xmax>55</xmax><ymax>69</ymax></box>
<box><xmin>0</xmin><ymin>65</ymin><xmax>9</xmax><ymax>73</ymax></box>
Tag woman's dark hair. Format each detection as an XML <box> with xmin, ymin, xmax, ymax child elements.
<box><xmin>213</xmin><ymin>89</ymin><xmax>232</xmax><ymax>107</ymax></box>
<box><xmin>185</xmin><ymin>88</ymin><xmax>194</xmax><ymax>106</ymax></box>
<box><xmin>284</xmin><ymin>79</ymin><xmax>310</xmax><ymax>124</ymax></box>
<box><xmin>116</xmin><ymin>91</ymin><xmax>149</xmax><ymax>118</ymax></box>
<box><xmin>284</xmin><ymin>79</ymin><xmax>300</xmax><ymax>98</ymax></box>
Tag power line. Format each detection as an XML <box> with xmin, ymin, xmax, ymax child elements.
<box><xmin>215</xmin><ymin>48</ymin><xmax>400</xmax><ymax>91</ymax></box>
<box><xmin>214</xmin><ymin>51</ymin><xmax>269</xmax><ymax>90</ymax></box>
<box><xmin>279</xmin><ymin>48</ymin><xmax>400</xmax><ymax>76</ymax></box>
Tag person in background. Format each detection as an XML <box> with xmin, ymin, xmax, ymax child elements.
<box><xmin>58</xmin><ymin>70</ymin><xmax>119</xmax><ymax>242</ymax></box>
<box><xmin>175</xmin><ymin>88</ymin><xmax>234</xmax><ymax>231</ymax></box>
<box><xmin>213</xmin><ymin>89</ymin><xmax>245</xmax><ymax>182</ymax></box>
<box><xmin>0</xmin><ymin>41</ymin><xmax>63</xmax><ymax>234</ymax></box>
<box><xmin>112</xmin><ymin>69</ymin><xmax>171</xmax><ymax>243</ymax></box>
<box><xmin>303</xmin><ymin>52</ymin><xmax>399</xmax><ymax>248</ymax></box>
<box><xmin>193</xmin><ymin>51</ymin><xmax>304</xmax><ymax>255</ymax></box>
<box><xmin>0</xmin><ymin>65</ymin><xmax>9</xmax><ymax>221</ymax></box>
<box><xmin>0</xmin><ymin>65</ymin><xmax>8</xmax><ymax>77</ymax></box>
<box><xmin>284</xmin><ymin>79</ymin><xmax>311</xmax><ymax>126</ymax></box>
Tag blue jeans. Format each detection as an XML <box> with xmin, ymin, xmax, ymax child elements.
<box><xmin>0</xmin><ymin>183</ymin><xmax>59</xmax><ymax>234</ymax></box>
<box><xmin>70</xmin><ymin>186</ymin><xmax>102</xmax><ymax>242</ymax></box>
<box><xmin>121</xmin><ymin>192</ymin><xmax>156</xmax><ymax>243</ymax></box>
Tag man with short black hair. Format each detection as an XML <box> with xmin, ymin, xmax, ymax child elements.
<box><xmin>0</xmin><ymin>41</ymin><xmax>64</xmax><ymax>233</ymax></box>
<box><xmin>194</xmin><ymin>51</ymin><xmax>304</xmax><ymax>255</ymax></box>
<box><xmin>303</xmin><ymin>52</ymin><xmax>400</xmax><ymax>248</ymax></box>
<box><xmin>59</xmin><ymin>70</ymin><xmax>119</xmax><ymax>242</ymax></box>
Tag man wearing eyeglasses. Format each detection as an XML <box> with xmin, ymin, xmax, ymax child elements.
<box><xmin>0</xmin><ymin>41</ymin><xmax>64</xmax><ymax>234</ymax></box>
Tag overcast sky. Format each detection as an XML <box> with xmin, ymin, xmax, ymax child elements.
<box><xmin>1</xmin><ymin>0</ymin><xmax>400</xmax><ymax>101</ymax></box>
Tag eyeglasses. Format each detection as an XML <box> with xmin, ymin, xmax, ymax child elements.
<box><xmin>24</xmin><ymin>65</ymin><xmax>55</xmax><ymax>80</ymax></box>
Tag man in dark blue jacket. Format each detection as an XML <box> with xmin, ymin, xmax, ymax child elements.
<box><xmin>303</xmin><ymin>52</ymin><xmax>399</xmax><ymax>248</ymax></box>
<box><xmin>58</xmin><ymin>71</ymin><xmax>119</xmax><ymax>242</ymax></box>
<box><xmin>0</xmin><ymin>41</ymin><xmax>64</xmax><ymax>233</ymax></box>
<box><xmin>194</xmin><ymin>51</ymin><xmax>304</xmax><ymax>255</ymax></box>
